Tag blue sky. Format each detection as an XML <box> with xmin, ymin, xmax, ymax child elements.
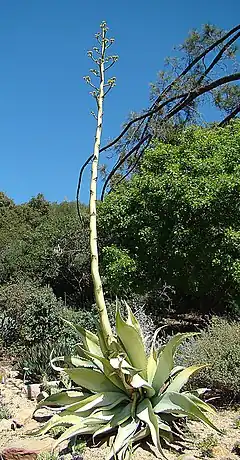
<box><xmin>0</xmin><ymin>0</ymin><xmax>239</xmax><ymax>204</ymax></box>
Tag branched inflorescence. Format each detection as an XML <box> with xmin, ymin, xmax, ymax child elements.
<box><xmin>77</xmin><ymin>22</ymin><xmax>118</xmax><ymax>223</ymax></box>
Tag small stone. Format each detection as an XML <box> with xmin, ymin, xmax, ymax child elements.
<box><xmin>4</xmin><ymin>437</ymin><xmax>56</xmax><ymax>453</ymax></box>
<box><xmin>10</xmin><ymin>370</ymin><xmax>19</xmax><ymax>379</ymax></box>
<box><xmin>36</xmin><ymin>391</ymin><xmax>49</xmax><ymax>403</ymax></box>
<box><xmin>12</xmin><ymin>408</ymin><xmax>33</xmax><ymax>426</ymax></box>
<box><xmin>1</xmin><ymin>447</ymin><xmax>39</xmax><ymax>460</ymax></box>
<box><xmin>11</xmin><ymin>419</ymin><xmax>24</xmax><ymax>429</ymax></box>
<box><xmin>24</xmin><ymin>384</ymin><xmax>41</xmax><ymax>400</ymax></box>
<box><xmin>232</xmin><ymin>441</ymin><xmax>240</xmax><ymax>455</ymax></box>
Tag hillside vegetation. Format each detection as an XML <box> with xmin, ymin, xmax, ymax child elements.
<box><xmin>0</xmin><ymin>122</ymin><xmax>240</xmax><ymax>399</ymax></box>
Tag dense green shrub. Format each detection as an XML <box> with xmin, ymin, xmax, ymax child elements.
<box><xmin>0</xmin><ymin>281</ymin><xmax>98</xmax><ymax>381</ymax></box>
<box><xmin>0</xmin><ymin>281</ymin><xmax>63</xmax><ymax>348</ymax></box>
<box><xmin>177</xmin><ymin>317</ymin><xmax>240</xmax><ymax>401</ymax></box>
<box><xmin>61</xmin><ymin>306</ymin><xmax>98</xmax><ymax>335</ymax></box>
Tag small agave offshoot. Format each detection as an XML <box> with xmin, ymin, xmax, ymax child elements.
<box><xmin>33</xmin><ymin>304</ymin><xmax>220</xmax><ymax>460</ymax></box>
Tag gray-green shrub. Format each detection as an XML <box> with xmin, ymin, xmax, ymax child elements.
<box><xmin>177</xmin><ymin>317</ymin><xmax>240</xmax><ymax>401</ymax></box>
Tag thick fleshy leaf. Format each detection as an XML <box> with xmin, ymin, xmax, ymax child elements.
<box><xmin>167</xmin><ymin>365</ymin><xmax>206</xmax><ymax>393</ymax></box>
<box><xmin>147</xmin><ymin>342</ymin><xmax>159</xmax><ymax>386</ymax></box>
<box><xmin>191</xmin><ymin>388</ymin><xmax>211</xmax><ymax>397</ymax></box>
<box><xmin>136</xmin><ymin>398</ymin><xmax>166</xmax><ymax>458</ymax></box>
<box><xmin>64</xmin><ymin>355</ymin><xmax>96</xmax><ymax>369</ymax></box>
<box><xmin>152</xmin><ymin>333</ymin><xmax>197</xmax><ymax>393</ymax></box>
<box><xmin>93</xmin><ymin>394</ymin><xmax>130</xmax><ymax>413</ymax></box>
<box><xmin>117</xmin><ymin>444</ymin><xmax>129</xmax><ymax>460</ymax></box>
<box><xmin>131</xmin><ymin>426</ymin><xmax>150</xmax><ymax>443</ymax></box>
<box><xmin>61</xmin><ymin>392</ymin><xmax>127</xmax><ymax>414</ymax></box>
<box><xmin>93</xmin><ymin>402</ymin><xmax>133</xmax><ymax>442</ymax></box>
<box><xmin>157</xmin><ymin>420</ymin><xmax>173</xmax><ymax>443</ymax></box>
<box><xmin>107</xmin><ymin>418</ymin><xmax>138</xmax><ymax>460</ymax></box>
<box><xmin>35</xmin><ymin>389</ymin><xmax>89</xmax><ymax>410</ymax></box>
<box><xmin>54</xmin><ymin>421</ymin><xmax>103</xmax><ymax>448</ymax></box>
<box><xmin>130</xmin><ymin>374</ymin><xmax>155</xmax><ymax>397</ymax></box>
<box><xmin>182</xmin><ymin>392</ymin><xmax>216</xmax><ymax>414</ymax></box>
<box><xmin>74</xmin><ymin>345</ymin><xmax>104</xmax><ymax>373</ymax></box>
<box><xmin>60</xmin><ymin>393</ymin><xmax>105</xmax><ymax>414</ymax></box>
<box><xmin>147</xmin><ymin>351</ymin><xmax>157</xmax><ymax>386</ymax></box>
<box><xmin>31</xmin><ymin>413</ymin><xmax>82</xmax><ymax>436</ymax></box>
<box><xmin>157</xmin><ymin>420</ymin><xmax>172</xmax><ymax>433</ymax></box>
<box><xmin>88</xmin><ymin>408</ymin><xmax>115</xmax><ymax>422</ymax></box>
<box><xmin>92</xmin><ymin>420</ymin><xmax>116</xmax><ymax>441</ymax></box>
<box><xmin>125</xmin><ymin>303</ymin><xmax>141</xmax><ymax>335</ymax></box>
<box><xmin>116</xmin><ymin>306</ymin><xmax>147</xmax><ymax>379</ymax></box>
<box><xmin>109</xmin><ymin>356</ymin><xmax>140</xmax><ymax>376</ymax></box>
<box><xmin>50</xmin><ymin>355</ymin><xmax>65</xmax><ymax>372</ymax></box>
<box><xmin>169</xmin><ymin>366</ymin><xmax>185</xmax><ymax>378</ymax></box>
<box><xmin>97</xmin><ymin>326</ymin><xmax>109</xmax><ymax>356</ymax></box>
<box><xmin>153</xmin><ymin>391</ymin><xmax>220</xmax><ymax>432</ymax></box>
<box><xmin>109</xmin><ymin>402</ymin><xmax>132</xmax><ymax>426</ymax></box>
<box><xmin>63</xmin><ymin>319</ymin><xmax>103</xmax><ymax>357</ymax></box>
<box><xmin>75</xmin><ymin>344</ymin><xmax>87</xmax><ymax>358</ymax></box>
<box><xmin>65</xmin><ymin>367</ymin><xmax>120</xmax><ymax>393</ymax></box>
<box><xmin>147</xmin><ymin>327</ymin><xmax>167</xmax><ymax>384</ymax></box>
<box><xmin>77</xmin><ymin>345</ymin><xmax>127</xmax><ymax>392</ymax></box>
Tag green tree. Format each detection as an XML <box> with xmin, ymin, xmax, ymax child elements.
<box><xmin>99</xmin><ymin>121</ymin><xmax>240</xmax><ymax>313</ymax></box>
<box><xmin>0</xmin><ymin>192</ymin><xmax>15</xmax><ymax>209</ymax></box>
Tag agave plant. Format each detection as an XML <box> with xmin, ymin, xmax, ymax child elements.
<box><xmin>34</xmin><ymin>304</ymin><xmax>219</xmax><ymax>459</ymax></box>
<box><xmin>32</xmin><ymin>22</ymin><xmax>220</xmax><ymax>460</ymax></box>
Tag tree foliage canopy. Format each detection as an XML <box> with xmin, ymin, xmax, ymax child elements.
<box><xmin>99</xmin><ymin>121</ymin><xmax>240</xmax><ymax>313</ymax></box>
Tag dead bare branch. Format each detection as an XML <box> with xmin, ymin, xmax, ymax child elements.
<box><xmin>218</xmin><ymin>103</ymin><xmax>240</xmax><ymax>126</ymax></box>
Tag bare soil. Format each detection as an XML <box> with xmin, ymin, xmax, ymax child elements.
<box><xmin>0</xmin><ymin>364</ymin><xmax>239</xmax><ymax>459</ymax></box>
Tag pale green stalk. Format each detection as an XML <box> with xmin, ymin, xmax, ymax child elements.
<box><xmin>89</xmin><ymin>22</ymin><xmax>115</xmax><ymax>346</ymax></box>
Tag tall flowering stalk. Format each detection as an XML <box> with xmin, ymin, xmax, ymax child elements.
<box><xmin>84</xmin><ymin>21</ymin><xmax>118</xmax><ymax>347</ymax></box>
